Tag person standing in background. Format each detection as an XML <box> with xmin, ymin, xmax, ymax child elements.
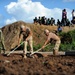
<box><xmin>72</xmin><ymin>9</ymin><xmax>75</xmax><ymax>20</ymax></box>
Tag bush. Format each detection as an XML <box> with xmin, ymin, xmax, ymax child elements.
<box><xmin>59</xmin><ymin>32</ymin><xmax>72</xmax><ymax>44</ymax></box>
<box><xmin>59</xmin><ymin>44</ymin><xmax>72</xmax><ymax>51</ymax></box>
<box><xmin>44</xmin><ymin>44</ymin><xmax>54</xmax><ymax>52</ymax></box>
<box><xmin>59</xmin><ymin>29</ymin><xmax>75</xmax><ymax>51</ymax></box>
<box><xmin>71</xmin><ymin>42</ymin><xmax>75</xmax><ymax>50</ymax></box>
<box><xmin>33</xmin><ymin>44</ymin><xmax>42</xmax><ymax>51</ymax></box>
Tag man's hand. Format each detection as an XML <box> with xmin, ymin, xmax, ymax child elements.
<box><xmin>41</xmin><ymin>46</ymin><xmax>45</xmax><ymax>49</ymax></box>
<box><xmin>25</xmin><ymin>37</ymin><xmax>29</xmax><ymax>41</ymax></box>
<box><xmin>25</xmin><ymin>38</ymin><xmax>28</xmax><ymax>41</ymax></box>
<box><xmin>17</xmin><ymin>44</ymin><xmax>20</xmax><ymax>47</ymax></box>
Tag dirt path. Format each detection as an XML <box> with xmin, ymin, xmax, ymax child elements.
<box><xmin>0</xmin><ymin>54</ymin><xmax>75</xmax><ymax>75</ymax></box>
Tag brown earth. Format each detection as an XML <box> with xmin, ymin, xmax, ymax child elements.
<box><xmin>0</xmin><ymin>21</ymin><xmax>75</xmax><ymax>75</ymax></box>
<box><xmin>0</xmin><ymin>54</ymin><xmax>75</xmax><ymax>75</ymax></box>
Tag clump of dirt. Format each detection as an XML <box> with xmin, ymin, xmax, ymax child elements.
<box><xmin>0</xmin><ymin>54</ymin><xmax>75</xmax><ymax>75</ymax></box>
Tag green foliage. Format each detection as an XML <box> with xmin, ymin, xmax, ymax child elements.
<box><xmin>69</xmin><ymin>30</ymin><xmax>75</xmax><ymax>41</ymax></box>
<box><xmin>59</xmin><ymin>32</ymin><xmax>72</xmax><ymax>44</ymax></box>
<box><xmin>44</xmin><ymin>44</ymin><xmax>54</xmax><ymax>52</ymax></box>
<box><xmin>59</xmin><ymin>29</ymin><xmax>75</xmax><ymax>51</ymax></box>
<box><xmin>33</xmin><ymin>44</ymin><xmax>42</xmax><ymax>51</ymax></box>
<box><xmin>71</xmin><ymin>42</ymin><xmax>75</xmax><ymax>50</ymax></box>
<box><xmin>59</xmin><ymin>44</ymin><xmax>72</xmax><ymax>51</ymax></box>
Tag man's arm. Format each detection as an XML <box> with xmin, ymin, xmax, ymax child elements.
<box><xmin>41</xmin><ymin>38</ymin><xmax>49</xmax><ymax>49</ymax></box>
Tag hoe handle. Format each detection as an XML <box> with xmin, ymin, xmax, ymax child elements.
<box><xmin>31</xmin><ymin>43</ymin><xmax>50</xmax><ymax>55</ymax></box>
<box><xmin>7</xmin><ymin>42</ymin><xmax>24</xmax><ymax>56</ymax></box>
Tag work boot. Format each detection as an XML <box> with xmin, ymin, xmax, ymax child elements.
<box><xmin>28</xmin><ymin>51</ymin><xmax>33</xmax><ymax>55</ymax></box>
<box><xmin>53</xmin><ymin>49</ymin><xmax>58</xmax><ymax>55</ymax></box>
<box><xmin>26</xmin><ymin>52</ymin><xmax>31</xmax><ymax>57</ymax></box>
<box><xmin>30</xmin><ymin>51</ymin><xmax>34</xmax><ymax>58</ymax></box>
<box><xmin>3</xmin><ymin>49</ymin><xmax>6</xmax><ymax>54</ymax></box>
<box><xmin>26</xmin><ymin>52</ymin><xmax>34</xmax><ymax>58</ymax></box>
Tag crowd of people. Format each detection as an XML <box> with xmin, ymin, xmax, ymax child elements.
<box><xmin>33</xmin><ymin>16</ymin><xmax>55</xmax><ymax>25</ymax></box>
<box><xmin>33</xmin><ymin>9</ymin><xmax>75</xmax><ymax>26</ymax></box>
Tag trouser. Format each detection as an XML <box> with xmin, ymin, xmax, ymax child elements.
<box><xmin>53</xmin><ymin>40</ymin><xmax>61</xmax><ymax>55</ymax></box>
<box><xmin>23</xmin><ymin>36</ymin><xmax>33</xmax><ymax>55</ymax></box>
<box><xmin>0</xmin><ymin>42</ymin><xmax>5</xmax><ymax>54</ymax></box>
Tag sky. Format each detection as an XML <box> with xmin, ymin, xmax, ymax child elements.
<box><xmin>0</xmin><ymin>0</ymin><xmax>75</xmax><ymax>28</ymax></box>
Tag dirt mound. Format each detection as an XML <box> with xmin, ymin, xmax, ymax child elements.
<box><xmin>0</xmin><ymin>54</ymin><xmax>75</xmax><ymax>75</ymax></box>
<box><xmin>1</xmin><ymin>21</ymin><xmax>57</xmax><ymax>51</ymax></box>
<box><xmin>1</xmin><ymin>21</ymin><xmax>26</xmax><ymax>51</ymax></box>
<box><xmin>1</xmin><ymin>21</ymin><xmax>75</xmax><ymax>51</ymax></box>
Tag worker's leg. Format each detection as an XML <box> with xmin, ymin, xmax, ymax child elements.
<box><xmin>0</xmin><ymin>44</ymin><xmax>1</xmax><ymax>53</ymax></box>
<box><xmin>28</xmin><ymin>36</ymin><xmax>33</xmax><ymax>54</ymax></box>
<box><xmin>0</xmin><ymin>48</ymin><xmax>1</xmax><ymax>54</ymax></box>
<box><xmin>0</xmin><ymin>42</ymin><xmax>3</xmax><ymax>54</ymax></box>
<box><xmin>23</xmin><ymin>41</ymin><xmax>28</xmax><ymax>58</ymax></box>
<box><xmin>53</xmin><ymin>40</ymin><xmax>61</xmax><ymax>55</ymax></box>
<box><xmin>2</xmin><ymin>42</ymin><xmax>6</xmax><ymax>54</ymax></box>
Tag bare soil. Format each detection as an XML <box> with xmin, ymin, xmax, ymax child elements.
<box><xmin>0</xmin><ymin>53</ymin><xmax>75</xmax><ymax>75</ymax></box>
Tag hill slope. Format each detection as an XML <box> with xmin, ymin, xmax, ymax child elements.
<box><xmin>1</xmin><ymin>21</ymin><xmax>75</xmax><ymax>51</ymax></box>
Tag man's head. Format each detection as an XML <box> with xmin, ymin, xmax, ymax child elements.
<box><xmin>20</xmin><ymin>24</ymin><xmax>25</xmax><ymax>31</ymax></box>
<box><xmin>44</xmin><ymin>29</ymin><xmax>49</xmax><ymax>36</ymax></box>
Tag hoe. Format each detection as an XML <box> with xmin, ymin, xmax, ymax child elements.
<box><xmin>6</xmin><ymin>42</ymin><xmax>50</xmax><ymax>57</ymax></box>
